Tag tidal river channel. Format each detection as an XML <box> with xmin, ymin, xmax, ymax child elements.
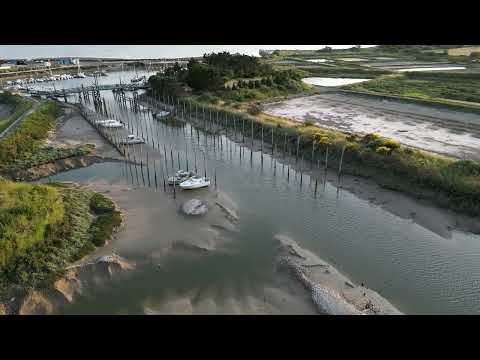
<box><xmin>41</xmin><ymin>80</ymin><xmax>480</xmax><ymax>315</ymax></box>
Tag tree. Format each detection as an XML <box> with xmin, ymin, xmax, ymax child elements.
<box><xmin>185</xmin><ymin>63</ymin><xmax>224</xmax><ymax>91</ymax></box>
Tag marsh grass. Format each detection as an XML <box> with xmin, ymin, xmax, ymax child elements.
<box><xmin>0</xmin><ymin>179</ymin><xmax>122</xmax><ymax>299</ymax></box>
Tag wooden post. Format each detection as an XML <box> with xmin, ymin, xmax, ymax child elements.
<box><xmin>296</xmin><ymin>135</ymin><xmax>300</xmax><ymax>164</ymax></box>
<box><xmin>338</xmin><ymin>143</ymin><xmax>346</xmax><ymax>184</ymax></box>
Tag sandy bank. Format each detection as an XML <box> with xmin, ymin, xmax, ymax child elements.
<box><xmin>275</xmin><ymin>234</ymin><xmax>402</xmax><ymax>315</ymax></box>
<box><xmin>263</xmin><ymin>92</ymin><xmax>480</xmax><ymax>161</ymax></box>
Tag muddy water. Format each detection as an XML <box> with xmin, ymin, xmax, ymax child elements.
<box><xmin>46</xmin><ymin>93</ymin><xmax>480</xmax><ymax>314</ymax></box>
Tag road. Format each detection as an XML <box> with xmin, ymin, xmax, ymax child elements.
<box><xmin>0</xmin><ymin>99</ymin><xmax>39</xmax><ymax>140</ymax></box>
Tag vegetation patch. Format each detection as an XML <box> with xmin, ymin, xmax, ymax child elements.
<box><xmin>345</xmin><ymin>74</ymin><xmax>480</xmax><ymax>106</ymax></box>
<box><xmin>0</xmin><ymin>179</ymin><xmax>121</xmax><ymax>301</ymax></box>
<box><xmin>0</xmin><ymin>101</ymin><xmax>95</xmax><ymax>175</ymax></box>
<box><xmin>0</xmin><ymin>92</ymin><xmax>33</xmax><ymax>133</ymax></box>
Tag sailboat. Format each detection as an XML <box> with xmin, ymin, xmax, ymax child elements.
<box><xmin>74</xmin><ymin>61</ymin><xmax>86</xmax><ymax>78</ymax></box>
<box><xmin>131</xmin><ymin>63</ymin><xmax>146</xmax><ymax>83</ymax></box>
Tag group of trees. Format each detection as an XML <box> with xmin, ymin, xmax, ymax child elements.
<box><xmin>202</xmin><ymin>52</ymin><xmax>273</xmax><ymax>78</ymax></box>
<box><xmin>149</xmin><ymin>52</ymin><xmax>305</xmax><ymax>93</ymax></box>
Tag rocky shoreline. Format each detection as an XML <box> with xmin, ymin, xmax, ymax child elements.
<box><xmin>275</xmin><ymin>234</ymin><xmax>402</xmax><ymax>315</ymax></box>
<box><xmin>1</xmin><ymin>254</ymin><xmax>135</xmax><ymax>315</ymax></box>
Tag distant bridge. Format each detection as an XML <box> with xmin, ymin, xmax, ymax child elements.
<box><xmin>26</xmin><ymin>82</ymin><xmax>150</xmax><ymax>97</ymax></box>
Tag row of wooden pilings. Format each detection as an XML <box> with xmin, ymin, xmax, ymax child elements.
<box><xmin>79</xmin><ymin>89</ymin><xmax>347</xmax><ymax>200</ymax></box>
<box><xmin>134</xmin><ymin>91</ymin><xmax>348</xmax><ymax>197</ymax></box>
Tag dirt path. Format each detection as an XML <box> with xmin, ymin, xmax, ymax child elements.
<box><xmin>0</xmin><ymin>99</ymin><xmax>39</xmax><ymax>139</ymax></box>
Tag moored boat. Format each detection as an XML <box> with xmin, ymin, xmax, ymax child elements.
<box><xmin>179</xmin><ymin>176</ymin><xmax>210</xmax><ymax>190</ymax></box>
<box><xmin>120</xmin><ymin>134</ymin><xmax>145</xmax><ymax>145</ymax></box>
<box><xmin>168</xmin><ymin>170</ymin><xmax>196</xmax><ymax>185</ymax></box>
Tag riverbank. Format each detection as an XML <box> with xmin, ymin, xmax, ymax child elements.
<box><xmin>164</xmin><ymin>94</ymin><xmax>480</xmax><ymax>219</ymax></box>
<box><xmin>0</xmin><ymin>93</ymin><xmax>33</xmax><ymax>135</ymax></box>
<box><xmin>0</xmin><ymin>101</ymin><xmax>123</xmax><ymax>181</ymax></box>
<box><xmin>0</xmin><ymin>180</ymin><xmax>123</xmax><ymax>315</ymax></box>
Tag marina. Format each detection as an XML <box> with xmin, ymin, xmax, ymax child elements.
<box><xmin>31</xmin><ymin>83</ymin><xmax>480</xmax><ymax>315</ymax></box>
<box><xmin>2</xmin><ymin>45</ymin><xmax>480</xmax><ymax>315</ymax></box>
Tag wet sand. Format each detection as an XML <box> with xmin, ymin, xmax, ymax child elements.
<box><xmin>47</xmin><ymin>105</ymin><xmax>122</xmax><ymax>160</ymax></box>
<box><xmin>263</xmin><ymin>92</ymin><xmax>480</xmax><ymax>160</ymax></box>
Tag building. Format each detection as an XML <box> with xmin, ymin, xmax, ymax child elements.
<box><xmin>259</xmin><ymin>50</ymin><xmax>275</xmax><ymax>57</ymax></box>
<box><xmin>56</xmin><ymin>58</ymin><xmax>78</xmax><ymax>65</ymax></box>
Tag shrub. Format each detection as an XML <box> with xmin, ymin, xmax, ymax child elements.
<box><xmin>89</xmin><ymin>211</ymin><xmax>122</xmax><ymax>247</ymax></box>
<box><xmin>375</xmin><ymin>146</ymin><xmax>391</xmax><ymax>155</ymax></box>
<box><xmin>90</xmin><ymin>193</ymin><xmax>116</xmax><ymax>214</ymax></box>
<box><xmin>304</xmin><ymin>119</ymin><xmax>316</xmax><ymax>126</ymax></box>
<box><xmin>381</xmin><ymin>138</ymin><xmax>401</xmax><ymax>150</ymax></box>
<box><xmin>247</xmin><ymin>103</ymin><xmax>264</xmax><ymax>115</ymax></box>
<box><xmin>362</xmin><ymin>133</ymin><xmax>381</xmax><ymax>143</ymax></box>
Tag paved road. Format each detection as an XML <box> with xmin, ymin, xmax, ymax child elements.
<box><xmin>0</xmin><ymin>99</ymin><xmax>39</xmax><ymax>140</ymax></box>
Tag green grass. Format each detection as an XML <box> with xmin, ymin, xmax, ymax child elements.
<box><xmin>301</xmin><ymin>65</ymin><xmax>392</xmax><ymax>79</ymax></box>
<box><xmin>345</xmin><ymin>74</ymin><xmax>480</xmax><ymax>105</ymax></box>
<box><xmin>0</xmin><ymin>101</ymin><xmax>95</xmax><ymax>174</ymax></box>
<box><xmin>0</xmin><ymin>93</ymin><xmax>33</xmax><ymax>133</ymax></box>
<box><xmin>0</xmin><ymin>100</ymin><xmax>63</xmax><ymax>166</ymax></box>
<box><xmin>0</xmin><ymin>179</ymin><xmax>122</xmax><ymax>299</ymax></box>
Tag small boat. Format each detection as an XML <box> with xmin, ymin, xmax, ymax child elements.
<box><xmin>99</xmin><ymin>119</ymin><xmax>123</xmax><ymax>128</ymax></box>
<box><xmin>153</xmin><ymin>110</ymin><xmax>170</xmax><ymax>118</ymax></box>
<box><xmin>179</xmin><ymin>176</ymin><xmax>210</xmax><ymax>190</ymax></box>
<box><xmin>137</xmin><ymin>104</ymin><xmax>150</xmax><ymax>112</ymax></box>
<box><xmin>120</xmin><ymin>134</ymin><xmax>145</xmax><ymax>145</ymax></box>
<box><xmin>168</xmin><ymin>170</ymin><xmax>196</xmax><ymax>185</ymax></box>
<box><xmin>131</xmin><ymin>75</ymin><xmax>146</xmax><ymax>83</ymax></box>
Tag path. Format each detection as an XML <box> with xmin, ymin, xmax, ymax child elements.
<box><xmin>0</xmin><ymin>99</ymin><xmax>39</xmax><ymax>140</ymax></box>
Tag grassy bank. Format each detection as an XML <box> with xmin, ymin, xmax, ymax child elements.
<box><xmin>0</xmin><ymin>179</ymin><xmax>121</xmax><ymax>301</ymax></box>
<box><xmin>176</xmin><ymin>95</ymin><xmax>480</xmax><ymax>217</ymax></box>
<box><xmin>0</xmin><ymin>93</ymin><xmax>33</xmax><ymax>133</ymax></box>
<box><xmin>344</xmin><ymin>73</ymin><xmax>480</xmax><ymax>108</ymax></box>
<box><xmin>300</xmin><ymin>65</ymin><xmax>392</xmax><ymax>79</ymax></box>
<box><xmin>0</xmin><ymin>100</ymin><xmax>95</xmax><ymax>177</ymax></box>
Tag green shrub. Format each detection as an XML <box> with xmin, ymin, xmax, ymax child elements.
<box><xmin>362</xmin><ymin>133</ymin><xmax>381</xmax><ymax>143</ymax></box>
<box><xmin>247</xmin><ymin>103</ymin><xmax>264</xmax><ymax>115</ymax></box>
<box><xmin>375</xmin><ymin>146</ymin><xmax>391</xmax><ymax>155</ymax></box>
<box><xmin>89</xmin><ymin>211</ymin><xmax>122</xmax><ymax>247</ymax></box>
<box><xmin>90</xmin><ymin>193</ymin><xmax>116</xmax><ymax>214</ymax></box>
<box><xmin>381</xmin><ymin>138</ymin><xmax>401</xmax><ymax>151</ymax></box>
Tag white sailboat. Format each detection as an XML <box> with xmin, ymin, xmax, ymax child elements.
<box><xmin>74</xmin><ymin>61</ymin><xmax>86</xmax><ymax>78</ymax></box>
<box><xmin>153</xmin><ymin>110</ymin><xmax>170</xmax><ymax>118</ymax></box>
<box><xmin>120</xmin><ymin>134</ymin><xmax>145</xmax><ymax>145</ymax></box>
<box><xmin>168</xmin><ymin>170</ymin><xmax>196</xmax><ymax>185</ymax></box>
<box><xmin>179</xmin><ymin>176</ymin><xmax>210</xmax><ymax>190</ymax></box>
<box><xmin>98</xmin><ymin>119</ymin><xmax>123</xmax><ymax>128</ymax></box>
<box><xmin>131</xmin><ymin>63</ymin><xmax>146</xmax><ymax>83</ymax></box>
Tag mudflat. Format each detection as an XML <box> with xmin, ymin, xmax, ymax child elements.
<box><xmin>264</xmin><ymin>92</ymin><xmax>480</xmax><ymax>160</ymax></box>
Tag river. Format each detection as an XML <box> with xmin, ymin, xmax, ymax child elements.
<box><xmin>38</xmin><ymin>78</ymin><xmax>480</xmax><ymax>315</ymax></box>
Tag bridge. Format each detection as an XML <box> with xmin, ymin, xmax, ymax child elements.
<box><xmin>26</xmin><ymin>82</ymin><xmax>150</xmax><ymax>97</ymax></box>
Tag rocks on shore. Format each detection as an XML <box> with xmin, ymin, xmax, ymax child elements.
<box><xmin>275</xmin><ymin>234</ymin><xmax>402</xmax><ymax>315</ymax></box>
<box><xmin>181</xmin><ymin>199</ymin><xmax>208</xmax><ymax>216</ymax></box>
<box><xmin>5</xmin><ymin>155</ymin><xmax>105</xmax><ymax>182</ymax></box>
<box><xmin>15</xmin><ymin>253</ymin><xmax>135</xmax><ymax>315</ymax></box>
<box><xmin>19</xmin><ymin>291</ymin><xmax>55</xmax><ymax>315</ymax></box>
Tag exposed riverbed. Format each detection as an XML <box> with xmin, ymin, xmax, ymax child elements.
<box><xmin>263</xmin><ymin>92</ymin><xmax>480</xmax><ymax>160</ymax></box>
